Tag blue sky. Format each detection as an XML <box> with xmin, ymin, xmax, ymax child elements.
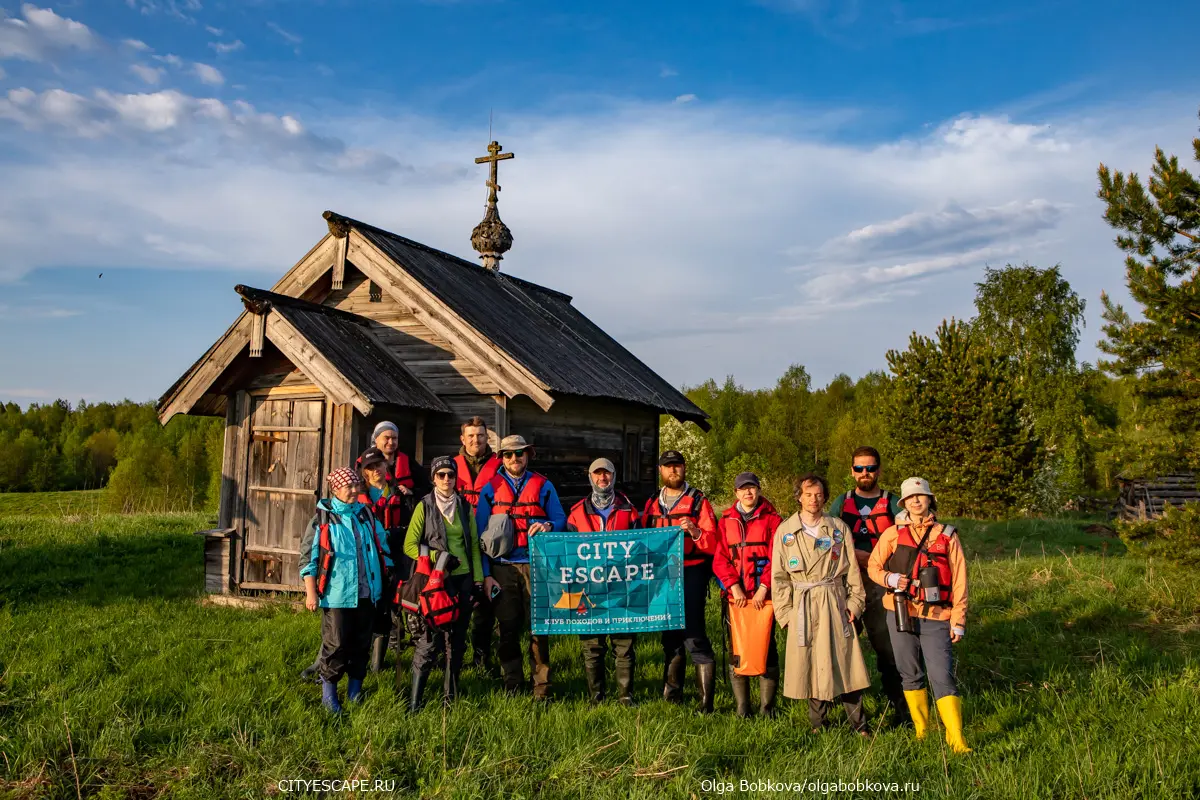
<box><xmin>1</xmin><ymin>0</ymin><xmax>1198</xmax><ymax>405</ymax></box>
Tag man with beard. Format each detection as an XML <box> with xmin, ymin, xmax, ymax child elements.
<box><xmin>453</xmin><ymin>416</ymin><xmax>503</xmax><ymax>676</ymax></box>
<box><xmin>566</xmin><ymin>458</ymin><xmax>642</xmax><ymax>706</ymax></box>
<box><xmin>831</xmin><ymin>446</ymin><xmax>908</xmax><ymax>727</ymax></box>
<box><xmin>642</xmin><ymin>451</ymin><xmax>719</xmax><ymax>713</ymax></box>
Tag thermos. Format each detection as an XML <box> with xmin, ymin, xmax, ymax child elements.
<box><xmin>918</xmin><ymin>565</ymin><xmax>943</xmax><ymax>605</ymax></box>
<box><xmin>892</xmin><ymin>586</ymin><xmax>913</xmax><ymax>633</ymax></box>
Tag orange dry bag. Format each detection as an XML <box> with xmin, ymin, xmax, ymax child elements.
<box><xmin>728</xmin><ymin>600</ymin><xmax>775</xmax><ymax>676</ymax></box>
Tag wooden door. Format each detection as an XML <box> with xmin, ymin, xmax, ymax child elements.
<box><xmin>241</xmin><ymin>397</ymin><xmax>325</xmax><ymax>591</ymax></box>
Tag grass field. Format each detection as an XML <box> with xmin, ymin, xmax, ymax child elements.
<box><xmin>0</xmin><ymin>491</ymin><xmax>105</xmax><ymax>518</ymax></box>
<box><xmin>0</xmin><ymin>499</ymin><xmax>1198</xmax><ymax>799</ymax></box>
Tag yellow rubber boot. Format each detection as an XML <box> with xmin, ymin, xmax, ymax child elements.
<box><xmin>903</xmin><ymin>689</ymin><xmax>930</xmax><ymax>740</ymax></box>
<box><xmin>936</xmin><ymin>695</ymin><xmax>973</xmax><ymax>754</ymax></box>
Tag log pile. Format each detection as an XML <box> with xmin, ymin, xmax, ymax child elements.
<box><xmin>1116</xmin><ymin>473</ymin><xmax>1200</xmax><ymax>521</ymax></box>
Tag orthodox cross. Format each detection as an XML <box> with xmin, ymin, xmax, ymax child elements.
<box><xmin>475</xmin><ymin>140</ymin><xmax>514</xmax><ymax>205</ymax></box>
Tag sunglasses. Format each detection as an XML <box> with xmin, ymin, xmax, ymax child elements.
<box><xmin>434</xmin><ymin>471</ymin><xmax>455</xmax><ymax>480</ymax></box>
<box><xmin>502</xmin><ymin>450</ymin><xmax>528</xmax><ymax>459</ymax></box>
<box><xmin>853</xmin><ymin>465</ymin><xmax>880</xmax><ymax>474</ymax></box>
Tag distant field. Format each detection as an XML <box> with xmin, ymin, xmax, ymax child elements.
<box><xmin>0</xmin><ymin>490</ymin><xmax>106</xmax><ymax>517</ymax></box>
<box><xmin>0</xmin><ymin>512</ymin><xmax>1197</xmax><ymax>799</ymax></box>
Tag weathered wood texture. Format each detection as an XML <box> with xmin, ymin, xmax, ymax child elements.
<box><xmin>241</xmin><ymin>397</ymin><xmax>325</xmax><ymax>588</ymax></box>
<box><xmin>507</xmin><ymin>395</ymin><xmax>659</xmax><ymax>507</ymax></box>
<box><xmin>323</xmin><ymin>267</ymin><xmax>502</xmax><ymax>396</ymax></box>
<box><xmin>1117</xmin><ymin>473</ymin><xmax>1200</xmax><ymax>520</ymax></box>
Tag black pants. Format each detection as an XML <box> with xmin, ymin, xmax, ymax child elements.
<box><xmin>470</xmin><ymin>594</ymin><xmax>496</xmax><ymax>659</ymax></box>
<box><xmin>661</xmin><ymin>564</ymin><xmax>715</xmax><ymax>666</ymax></box>
<box><xmin>856</xmin><ymin>579</ymin><xmax>908</xmax><ymax>718</ymax></box>
<box><xmin>411</xmin><ymin>575</ymin><xmax>473</xmax><ymax>698</ymax></box>
<box><xmin>580</xmin><ymin>634</ymin><xmax>637</xmax><ymax>670</ymax></box>
<box><xmin>318</xmin><ymin>598</ymin><xmax>375</xmax><ymax>683</ymax></box>
<box><xmin>809</xmin><ymin>689</ymin><xmax>867</xmax><ymax>732</ymax></box>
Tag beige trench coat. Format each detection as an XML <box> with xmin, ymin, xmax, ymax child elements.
<box><xmin>772</xmin><ymin>513</ymin><xmax>871</xmax><ymax>701</ymax></box>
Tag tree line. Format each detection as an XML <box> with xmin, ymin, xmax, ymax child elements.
<box><xmin>2</xmin><ymin>111</ymin><xmax>1197</xmax><ymax>522</ymax></box>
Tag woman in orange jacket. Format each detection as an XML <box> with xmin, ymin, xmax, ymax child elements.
<box><xmin>867</xmin><ymin>477</ymin><xmax>971</xmax><ymax>753</ymax></box>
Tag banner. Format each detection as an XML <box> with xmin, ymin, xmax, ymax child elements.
<box><xmin>529</xmin><ymin>526</ymin><xmax>686</xmax><ymax>635</ymax></box>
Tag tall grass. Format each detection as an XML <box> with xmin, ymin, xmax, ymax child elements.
<box><xmin>0</xmin><ymin>511</ymin><xmax>1197</xmax><ymax>798</ymax></box>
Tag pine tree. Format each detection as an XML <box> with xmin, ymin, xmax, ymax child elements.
<box><xmin>1097</xmin><ymin>111</ymin><xmax>1200</xmax><ymax>472</ymax></box>
<box><xmin>884</xmin><ymin>320</ymin><xmax>1041</xmax><ymax>518</ymax></box>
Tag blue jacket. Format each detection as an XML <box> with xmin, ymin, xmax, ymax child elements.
<box><xmin>299</xmin><ymin>497</ymin><xmax>393</xmax><ymax>609</ymax></box>
<box><xmin>475</xmin><ymin>469</ymin><xmax>567</xmax><ymax>571</ymax></box>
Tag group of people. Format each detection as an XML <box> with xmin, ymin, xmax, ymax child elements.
<box><xmin>298</xmin><ymin>418</ymin><xmax>972</xmax><ymax>754</ymax></box>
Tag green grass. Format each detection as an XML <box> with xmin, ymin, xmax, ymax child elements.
<box><xmin>0</xmin><ymin>491</ymin><xmax>105</xmax><ymax>518</ymax></box>
<box><xmin>1</xmin><ymin>512</ymin><xmax>1198</xmax><ymax>799</ymax></box>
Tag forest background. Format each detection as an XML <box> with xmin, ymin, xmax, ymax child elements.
<box><xmin>1</xmin><ymin>114</ymin><xmax>1197</xmax><ymax>529</ymax></box>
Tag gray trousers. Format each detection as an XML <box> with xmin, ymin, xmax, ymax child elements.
<box><xmin>857</xmin><ymin>580</ymin><xmax>908</xmax><ymax>718</ymax></box>
<box><xmin>885</xmin><ymin>610</ymin><xmax>958</xmax><ymax>700</ymax></box>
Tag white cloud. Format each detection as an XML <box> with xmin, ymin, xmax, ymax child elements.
<box><xmin>0</xmin><ymin>90</ymin><xmax>1194</xmax><ymax>388</ymax></box>
<box><xmin>205</xmin><ymin>25</ymin><xmax>223</xmax><ymax>36</ymax></box>
<box><xmin>208</xmin><ymin>39</ymin><xmax>243</xmax><ymax>55</ymax></box>
<box><xmin>122</xmin><ymin>38</ymin><xmax>150</xmax><ymax>51</ymax></box>
<box><xmin>0</xmin><ymin>4</ymin><xmax>96</xmax><ymax>62</ymax></box>
<box><xmin>130</xmin><ymin>63</ymin><xmax>165</xmax><ymax>85</ymax></box>
<box><xmin>154</xmin><ymin>53</ymin><xmax>184</xmax><ymax>67</ymax></box>
<box><xmin>673</xmin><ymin>93</ymin><xmax>696</xmax><ymax>104</ymax></box>
<box><xmin>659</xmin><ymin>66</ymin><xmax>678</xmax><ymax>78</ymax></box>
<box><xmin>191</xmin><ymin>62</ymin><xmax>223</xmax><ymax>85</ymax></box>
<box><xmin>266</xmin><ymin>21</ymin><xmax>301</xmax><ymax>45</ymax></box>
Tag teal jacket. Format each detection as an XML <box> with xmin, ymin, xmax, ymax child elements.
<box><xmin>299</xmin><ymin>497</ymin><xmax>394</xmax><ymax>609</ymax></box>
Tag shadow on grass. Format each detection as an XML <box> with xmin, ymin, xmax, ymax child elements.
<box><xmin>0</xmin><ymin>520</ymin><xmax>203</xmax><ymax>609</ymax></box>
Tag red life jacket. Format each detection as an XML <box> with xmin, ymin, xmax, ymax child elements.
<box><xmin>717</xmin><ymin>499</ymin><xmax>781</xmax><ymax>592</ymax></box>
<box><xmin>643</xmin><ymin>487</ymin><xmax>715</xmax><ymax>568</ymax></box>
<box><xmin>839</xmin><ymin>492</ymin><xmax>895</xmax><ymax>551</ymax></box>
<box><xmin>489</xmin><ymin>471</ymin><xmax>549</xmax><ymax>548</ymax></box>
<box><xmin>454</xmin><ymin>452</ymin><xmax>502</xmax><ymax>509</ymax></box>
<box><xmin>885</xmin><ymin>523</ymin><xmax>954</xmax><ymax>606</ymax></box>
<box><xmin>567</xmin><ymin>493</ymin><xmax>640</xmax><ymax>533</ymax></box>
<box><xmin>357</xmin><ymin>486</ymin><xmax>408</xmax><ymax>532</ymax></box>
<box><xmin>314</xmin><ymin>506</ymin><xmax>388</xmax><ymax>598</ymax></box>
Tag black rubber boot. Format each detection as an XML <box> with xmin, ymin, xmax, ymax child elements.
<box><xmin>662</xmin><ymin>654</ymin><xmax>685</xmax><ymax>703</ymax></box>
<box><xmin>759</xmin><ymin>672</ymin><xmax>779</xmax><ymax>718</ymax></box>
<box><xmin>369</xmin><ymin>634</ymin><xmax>387</xmax><ymax>674</ymax></box>
<box><xmin>615</xmin><ymin>661</ymin><xmax>636</xmax><ymax>707</ymax></box>
<box><xmin>730</xmin><ymin>672</ymin><xmax>753</xmax><ymax>718</ymax></box>
<box><xmin>583</xmin><ymin>656</ymin><xmax>606</xmax><ymax>704</ymax></box>
<box><xmin>696</xmin><ymin>663</ymin><xmax>715</xmax><ymax>714</ymax></box>
<box><xmin>409</xmin><ymin>669</ymin><xmax>430</xmax><ymax>713</ymax></box>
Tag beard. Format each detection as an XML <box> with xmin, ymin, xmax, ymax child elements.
<box><xmin>663</xmin><ymin>474</ymin><xmax>686</xmax><ymax>490</ymax></box>
<box><xmin>855</xmin><ymin>474</ymin><xmax>878</xmax><ymax>492</ymax></box>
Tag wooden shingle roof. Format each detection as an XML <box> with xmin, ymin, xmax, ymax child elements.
<box><xmin>339</xmin><ymin>215</ymin><xmax>709</xmax><ymax>428</ymax></box>
<box><xmin>233</xmin><ymin>286</ymin><xmax>450</xmax><ymax>414</ymax></box>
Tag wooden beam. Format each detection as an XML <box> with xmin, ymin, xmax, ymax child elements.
<box><xmin>264</xmin><ymin>313</ymin><xmax>374</xmax><ymax>417</ymax></box>
<box><xmin>159</xmin><ymin>316</ymin><xmax>251</xmax><ymax>424</ymax></box>
<box><xmin>249</xmin><ymin>425</ymin><xmax>323</xmax><ymax>433</ymax></box>
<box><xmin>248</xmin><ymin>485</ymin><xmax>318</xmax><ymax>496</ymax></box>
<box><xmin>249</xmin><ymin>311</ymin><xmax>265</xmax><ymax>358</ymax></box>
<box><xmin>332</xmin><ymin>236</ymin><xmax>347</xmax><ymax>290</ymax></box>
<box><xmin>248</xmin><ymin>384</ymin><xmax>322</xmax><ymax>398</ymax></box>
<box><xmin>272</xmin><ymin>234</ymin><xmax>338</xmax><ymax>297</ymax></box>
<box><xmin>347</xmin><ymin>230</ymin><xmax>556</xmax><ymax>411</ymax></box>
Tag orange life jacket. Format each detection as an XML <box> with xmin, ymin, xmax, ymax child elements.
<box><xmin>885</xmin><ymin>523</ymin><xmax>954</xmax><ymax>606</ymax></box>
<box><xmin>567</xmin><ymin>494</ymin><xmax>640</xmax><ymax>532</ymax></box>
<box><xmin>839</xmin><ymin>492</ymin><xmax>895</xmax><ymax>551</ymax></box>
<box><xmin>354</xmin><ymin>451</ymin><xmax>416</xmax><ymax>490</ymax></box>
<box><xmin>489</xmin><ymin>471</ymin><xmax>549</xmax><ymax>548</ymax></box>
<box><xmin>454</xmin><ymin>453</ymin><xmax>502</xmax><ymax>509</ymax></box>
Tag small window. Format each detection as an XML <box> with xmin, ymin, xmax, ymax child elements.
<box><xmin>368</xmin><ymin>280</ymin><xmax>382</xmax><ymax>302</ymax></box>
<box><xmin>623</xmin><ymin>431</ymin><xmax>640</xmax><ymax>483</ymax></box>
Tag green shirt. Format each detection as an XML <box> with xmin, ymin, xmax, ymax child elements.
<box><xmin>404</xmin><ymin>501</ymin><xmax>483</xmax><ymax>582</ymax></box>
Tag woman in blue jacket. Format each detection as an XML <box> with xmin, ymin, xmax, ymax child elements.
<box><xmin>300</xmin><ymin>467</ymin><xmax>393</xmax><ymax>713</ymax></box>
